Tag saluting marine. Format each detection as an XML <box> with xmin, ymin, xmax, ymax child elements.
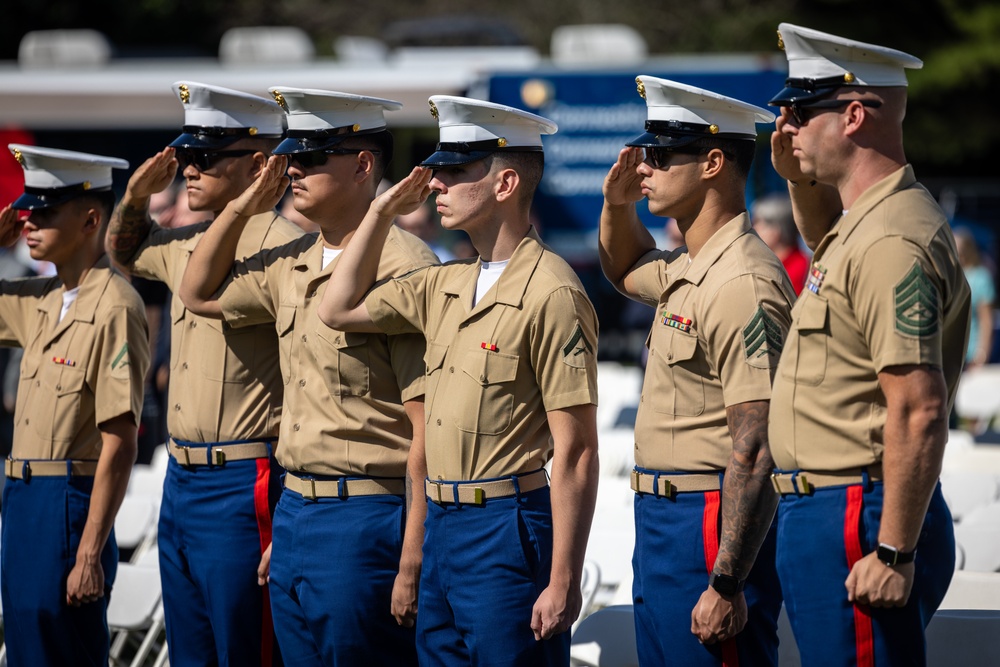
<box><xmin>0</xmin><ymin>145</ymin><xmax>150</xmax><ymax>666</ymax></box>
<box><xmin>599</xmin><ymin>77</ymin><xmax>793</xmax><ymax>666</ymax></box>
<box><xmin>318</xmin><ymin>96</ymin><xmax>601</xmax><ymax>667</ymax></box>
<box><xmin>105</xmin><ymin>82</ymin><xmax>303</xmax><ymax>667</ymax></box>
<box><xmin>766</xmin><ymin>23</ymin><xmax>971</xmax><ymax>666</ymax></box>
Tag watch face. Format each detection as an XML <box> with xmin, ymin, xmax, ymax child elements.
<box><xmin>710</xmin><ymin>573</ymin><xmax>743</xmax><ymax>596</ymax></box>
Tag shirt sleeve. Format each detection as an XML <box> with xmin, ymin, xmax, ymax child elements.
<box><xmin>91</xmin><ymin>303</ymin><xmax>150</xmax><ymax>427</ymax></box>
<box><xmin>129</xmin><ymin>223</ymin><xmax>209</xmax><ymax>285</ymax></box>
<box><xmin>529</xmin><ymin>286</ymin><xmax>600</xmax><ymax>411</ymax></box>
<box><xmin>365</xmin><ymin>268</ymin><xmax>434</xmax><ymax>336</ymax></box>
<box><xmin>387</xmin><ymin>332</ymin><xmax>428</xmax><ymax>402</ymax></box>
<box><xmin>0</xmin><ymin>278</ymin><xmax>46</xmax><ymax>347</ymax></box>
<box><xmin>704</xmin><ymin>274</ymin><xmax>791</xmax><ymax>407</ymax></box>
<box><xmin>625</xmin><ymin>249</ymin><xmax>671</xmax><ymax>307</ymax></box>
<box><xmin>854</xmin><ymin>236</ymin><xmax>946</xmax><ymax>371</ymax></box>
<box><xmin>218</xmin><ymin>250</ymin><xmax>281</xmax><ymax>328</ymax></box>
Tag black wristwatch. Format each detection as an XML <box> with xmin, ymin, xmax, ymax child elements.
<box><xmin>708</xmin><ymin>572</ymin><xmax>745</xmax><ymax>597</ymax></box>
<box><xmin>877</xmin><ymin>543</ymin><xmax>916</xmax><ymax>567</ymax></box>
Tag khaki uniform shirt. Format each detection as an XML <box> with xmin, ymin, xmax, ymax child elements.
<box><xmin>219</xmin><ymin>226</ymin><xmax>437</xmax><ymax>477</ymax></box>
<box><xmin>366</xmin><ymin>228</ymin><xmax>599</xmax><ymax>481</ymax></box>
<box><xmin>770</xmin><ymin>166</ymin><xmax>971</xmax><ymax>472</ymax></box>
<box><xmin>0</xmin><ymin>256</ymin><xmax>150</xmax><ymax>460</ymax></box>
<box><xmin>629</xmin><ymin>214</ymin><xmax>795</xmax><ymax>472</ymax></box>
<box><xmin>128</xmin><ymin>212</ymin><xmax>303</xmax><ymax>442</ymax></box>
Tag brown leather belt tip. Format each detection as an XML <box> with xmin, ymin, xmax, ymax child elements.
<box><xmin>284</xmin><ymin>472</ymin><xmax>406</xmax><ymax>500</ymax></box>
<box><xmin>168</xmin><ymin>438</ymin><xmax>270</xmax><ymax>466</ymax></box>
<box><xmin>771</xmin><ymin>466</ymin><xmax>883</xmax><ymax>496</ymax></box>
<box><xmin>426</xmin><ymin>470</ymin><xmax>549</xmax><ymax>505</ymax></box>
<box><xmin>5</xmin><ymin>459</ymin><xmax>99</xmax><ymax>480</ymax></box>
<box><xmin>630</xmin><ymin>469</ymin><xmax>722</xmax><ymax>498</ymax></box>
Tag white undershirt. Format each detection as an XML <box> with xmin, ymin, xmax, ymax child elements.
<box><xmin>60</xmin><ymin>286</ymin><xmax>80</xmax><ymax>323</ymax></box>
<box><xmin>474</xmin><ymin>259</ymin><xmax>509</xmax><ymax>307</ymax></box>
<box><xmin>322</xmin><ymin>247</ymin><xmax>343</xmax><ymax>270</ymax></box>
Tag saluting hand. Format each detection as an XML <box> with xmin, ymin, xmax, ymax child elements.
<box><xmin>232</xmin><ymin>155</ymin><xmax>289</xmax><ymax>218</ymax></box>
<box><xmin>125</xmin><ymin>148</ymin><xmax>179</xmax><ymax>200</ymax></box>
<box><xmin>846</xmin><ymin>551</ymin><xmax>914</xmax><ymax>608</ymax></box>
<box><xmin>0</xmin><ymin>205</ymin><xmax>25</xmax><ymax>248</ymax></box>
<box><xmin>691</xmin><ymin>587</ymin><xmax>748</xmax><ymax>644</ymax></box>
<box><xmin>66</xmin><ymin>557</ymin><xmax>105</xmax><ymax>607</ymax></box>
<box><xmin>770</xmin><ymin>114</ymin><xmax>809</xmax><ymax>184</ymax></box>
<box><xmin>371</xmin><ymin>166</ymin><xmax>433</xmax><ymax>221</ymax></box>
<box><xmin>602</xmin><ymin>147</ymin><xmax>645</xmax><ymax>206</ymax></box>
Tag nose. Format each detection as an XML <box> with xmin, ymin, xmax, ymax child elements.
<box><xmin>635</xmin><ymin>160</ymin><xmax>653</xmax><ymax>177</ymax></box>
<box><xmin>182</xmin><ymin>162</ymin><xmax>201</xmax><ymax>179</ymax></box>
<box><xmin>286</xmin><ymin>160</ymin><xmax>305</xmax><ymax>179</ymax></box>
<box><xmin>428</xmin><ymin>176</ymin><xmax>446</xmax><ymax>194</ymax></box>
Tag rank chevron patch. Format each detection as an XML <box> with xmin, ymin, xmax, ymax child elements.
<box><xmin>894</xmin><ymin>263</ymin><xmax>939</xmax><ymax>337</ymax></box>
<box><xmin>742</xmin><ymin>305</ymin><xmax>783</xmax><ymax>367</ymax></box>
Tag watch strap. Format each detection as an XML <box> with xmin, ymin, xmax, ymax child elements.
<box><xmin>708</xmin><ymin>572</ymin><xmax>746</xmax><ymax>596</ymax></box>
<box><xmin>877</xmin><ymin>543</ymin><xmax>916</xmax><ymax>566</ymax></box>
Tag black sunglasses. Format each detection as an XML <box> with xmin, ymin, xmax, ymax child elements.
<box><xmin>642</xmin><ymin>145</ymin><xmax>735</xmax><ymax>170</ymax></box>
<box><xmin>289</xmin><ymin>148</ymin><xmax>381</xmax><ymax>169</ymax></box>
<box><xmin>176</xmin><ymin>149</ymin><xmax>255</xmax><ymax>172</ymax></box>
<box><xmin>788</xmin><ymin>98</ymin><xmax>883</xmax><ymax>125</ymax></box>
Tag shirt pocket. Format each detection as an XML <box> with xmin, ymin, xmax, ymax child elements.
<box><xmin>647</xmin><ymin>328</ymin><xmax>705</xmax><ymax>417</ymax></box>
<box><xmin>423</xmin><ymin>342</ymin><xmax>448</xmax><ymax>423</ymax></box>
<box><xmin>276</xmin><ymin>304</ymin><xmax>296</xmax><ymax>385</ymax></box>
<box><xmin>14</xmin><ymin>352</ymin><xmax>39</xmax><ymax>433</ymax></box>
<box><xmin>49</xmin><ymin>365</ymin><xmax>88</xmax><ymax>445</ymax></box>
<box><xmin>781</xmin><ymin>295</ymin><xmax>829</xmax><ymax>386</ymax></box>
<box><xmin>317</xmin><ymin>328</ymin><xmax>370</xmax><ymax>398</ymax></box>
<box><xmin>456</xmin><ymin>349</ymin><xmax>519</xmax><ymax>436</ymax></box>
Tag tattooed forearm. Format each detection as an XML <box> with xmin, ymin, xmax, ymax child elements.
<box><xmin>713</xmin><ymin>399</ymin><xmax>779</xmax><ymax>579</ymax></box>
<box><xmin>106</xmin><ymin>197</ymin><xmax>154</xmax><ymax>266</ymax></box>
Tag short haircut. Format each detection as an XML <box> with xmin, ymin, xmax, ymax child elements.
<box><xmin>74</xmin><ymin>190</ymin><xmax>117</xmax><ymax>236</ymax></box>
<box><xmin>687</xmin><ymin>136</ymin><xmax>756</xmax><ymax>181</ymax></box>
<box><xmin>339</xmin><ymin>130</ymin><xmax>394</xmax><ymax>185</ymax></box>
<box><xmin>485</xmin><ymin>151</ymin><xmax>544</xmax><ymax>211</ymax></box>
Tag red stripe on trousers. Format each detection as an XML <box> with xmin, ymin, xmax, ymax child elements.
<box><xmin>702</xmin><ymin>490</ymin><xmax>740</xmax><ymax>667</ymax></box>
<box><xmin>254</xmin><ymin>458</ymin><xmax>275</xmax><ymax>667</ymax></box>
<box><xmin>844</xmin><ymin>485</ymin><xmax>874</xmax><ymax>667</ymax></box>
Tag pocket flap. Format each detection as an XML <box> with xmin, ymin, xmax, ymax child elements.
<box><xmin>463</xmin><ymin>349</ymin><xmax>519</xmax><ymax>386</ymax></box>
<box><xmin>797</xmin><ymin>296</ymin><xmax>829</xmax><ymax>332</ymax></box>
<box><xmin>424</xmin><ymin>341</ymin><xmax>448</xmax><ymax>374</ymax></box>
<box><xmin>277</xmin><ymin>304</ymin><xmax>296</xmax><ymax>336</ymax></box>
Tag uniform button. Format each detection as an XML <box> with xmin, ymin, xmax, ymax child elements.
<box><xmin>335</xmin><ymin>336</ymin><xmax>341</xmax><ymax>344</ymax></box>
<box><xmin>299</xmin><ymin>379</ymin><xmax>306</xmax><ymax>387</ymax></box>
<box><xmin>436</xmin><ymin>419</ymin><xmax>442</xmax><ymax>426</ymax></box>
<box><xmin>449</xmin><ymin>366</ymin><xmax>454</xmax><ymax>373</ymax></box>
<box><xmin>56</xmin><ymin>384</ymin><xmax>62</xmax><ymax>391</ymax></box>
<box><xmin>182</xmin><ymin>362</ymin><xmax>188</xmax><ymax>370</ymax></box>
<box><xmin>190</xmin><ymin>321</ymin><xmax>197</xmax><ymax>329</ymax></box>
<box><xmin>174</xmin><ymin>404</ymin><xmax>181</xmax><ymax>411</ymax></box>
<box><xmin>666</xmin><ymin>352</ymin><xmax>673</xmax><ymax>360</ymax></box>
<box><xmin>293</xmin><ymin>423</ymin><xmax>300</xmax><ymax>431</ymax></box>
<box><xmin>479</xmin><ymin>374</ymin><xmax>486</xmax><ymax>382</ymax></box>
<box><xmin>301</xmin><ymin>335</ymin><xmax>308</xmax><ymax>342</ymax></box>
<box><xmin>24</xmin><ymin>418</ymin><xmax>29</xmax><ymax>425</ymax></box>
<box><xmin>36</xmin><ymin>380</ymin><xmax>40</xmax><ymax>387</ymax></box>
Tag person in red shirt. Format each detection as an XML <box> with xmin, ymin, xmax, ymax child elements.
<box><xmin>751</xmin><ymin>193</ymin><xmax>811</xmax><ymax>294</ymax></box>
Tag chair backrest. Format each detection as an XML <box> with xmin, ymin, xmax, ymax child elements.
<box><xmin>570</xmin><ymin>605</ymin><xmax>639</xmax><ymax>667</ymax></box>
<box><xmin>926</xmin><ymin>609</ymin><xmax>1000</xmax><ymax>666</ymax></box>
<box><xmin>940</xmin><ymin>570</ymin><xmax>1000</xmax><ymax>609</ymax></box>
<box><xmin>573</xmin><ymin>560</ymin><xmax>603</xmax><ymax>633</ymax></box>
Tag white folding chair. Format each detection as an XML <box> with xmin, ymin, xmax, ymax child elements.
<box><xmin>108</xmin><ymin>562</ymin><xmax>165</xmax><ymax>667</ymax></box>
<box><xmin>954</xmin><ymin>364</ymin><xmax>1000</xmax><ymax>434</ymax></box>
<box><xmin>573</xmin><ymin>560</ymin><xmax>602</xmax><ymax>634</ymax></box>
<box><xmin>939</xmin><ymin>469</ymin><xmax>1000</xmax><ymax>522</ymax></box>
<box><xmin>926</xmin><ymin>609</ymin><xmax>1000</xmax><ymax>666</ymax></box>
<box><xmin>570</xmin><ymin>604</ymin><xmax>639</xmax><ymax>667</ymax></box>
<box><xmin>954</xmin><ymin>502</ymin><xmax>1000</xmax><ymax>572</ymax></box>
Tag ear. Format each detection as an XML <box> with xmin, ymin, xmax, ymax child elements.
<box><xmin>354</xmin><ymin>150</ymin><xmax>376</xmax><ymax>184</ymax></box>
<box><xmin>249</xmin><ymin>151</ymin><xmax>269</xmax><ymax>179</ymax></box>
<box><xmin>701</xmin><ymin>148</ymin><xmax>726</xmax><ymax>179</ymax></box>
<box><xmin>843</xmin><ymin>101</ymin><xmax>869</xmax><ymax>136</ymax></box>
<box><xmin>494</xmin><ymin>167</ymin><xmax>520</xmax><ymax>203</ymax></box>
<box><xmin>81</xmin><ymin>207</ymin><xmax>102</xmax><ymax>236</ymax></box>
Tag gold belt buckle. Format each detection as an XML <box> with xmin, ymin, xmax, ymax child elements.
<box><xmin>213</xmin><ymin>448</ymin><xmax>227</xmax><ymax>466</ymax></box>
<box><xmin>181</xmin><ymin>446</ymin><xmax>191</xmax><ymax>466</ymax></box>
<box><xmin>770</xmin><ymin>473</ymin><xmax>782</xmax><ymax>494</ymax></box>
<box><xmin>473</xmin><ymin>487</ymin><xmax>484</xmax><ymax>505</ymax></box>
<box><xmin>306</xmin><ymin>478</ymin><xmax>317</xmax><ymax>500</ymax></box>
<box><xmin>660</xmin><ymin>478</ymin><xmax>675</xmax><ymax>499</ymax></box>
<box><xmin>797</xmin><ymin>473</ymin><xmax>813</xmax><ymax>494</ymax></box>
<box><xmin>434</xmin><ymin>481</ymin><xmax>443</xmax><ymax>504</ymax></box>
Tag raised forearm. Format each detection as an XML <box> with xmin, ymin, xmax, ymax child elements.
<box><xmin>715</xmin><ymin>400</ymin><xmax>779</xmax><ymax>580</ymax></box>
<box><xmin>598</xmin><ymin>201</ymin><xmax>655</xmax><ymax>291</ymax></box>
<box><xmin>106</xmin><ymin>191</ymin><xmax>154</xmax><ymax>267</ymax></box>
<box><xmin>178</xmin><ymin>206</ymin><xmax>251</xmax><ymax>317</ymax></box>
<box><xmin>786</xmin><ymin>179</ymin><xmax>841</xmax><ymax>251</ymax></box>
